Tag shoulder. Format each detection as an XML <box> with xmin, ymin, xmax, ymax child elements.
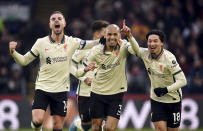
<box><xmin>65</xmin><ymin>35</ymin><xmax>81</xmax><ymax>42</ymax></box>
<box><xmin>163</xmin><ymin>49</ymin><xmax>178</xmax><ymax>65</ymax></box>
<box><xmin>164</xmin><ymin>49</ymin><xmax>177</xmax><ymax>61</ymax></box>
<box><xmin>33</xmin><ymin>36</ymin><xmax>49</xmax><ymax>46</ymax></box>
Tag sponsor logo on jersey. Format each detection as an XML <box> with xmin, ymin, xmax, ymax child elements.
<box><xmin>101</xmin><ymin>61</ymin><xmax>120</xmax><ymax>70</ymax></box>
<box><xmin>46</xmin><ymin>56</ymin><xmax>67</xmax><ymax>64</ymax></box>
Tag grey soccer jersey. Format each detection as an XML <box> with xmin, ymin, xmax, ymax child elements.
<box><xmin>85</xmin><ymin>39</ymin><xmax>137</xmax><ymax>95</ymax></box>
<box><xmin>12</xmin><ymin>35</ymin><xmax>99</xmax><ymax>92</ymax></box>
<box><xmin>128</xmin><ymin>38</ymin><xmax>187</xmax><ymax>103</ymax></box>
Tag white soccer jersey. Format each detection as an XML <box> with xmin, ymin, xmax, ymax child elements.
<box><xmin>85</xmin><ymin>39</ymin><xmax>137</xmax><ymax>95</ymax></box>
<box><xmin>72</xmin><ymin>49</ymin><xmax>94</xmax><ymax>97</ymax></box>
<box><xmin>128</xmin><ymin>38</ymin><xmax>187</xmax><ymax>103</ymax></box>
<box><xmin>12</xmin><ymin>35</ymin><xmax>99</xmax><ymax>93</ymax></box>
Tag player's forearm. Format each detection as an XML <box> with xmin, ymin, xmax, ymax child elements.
<box><xmin>78</xmin><ymin>76</ymin><xmax>87</xmax><ymax>81</ymax></box>
<box><xmin>11</xmin><ymin>51</ymin><xmax>35</xmax><ymax>66</ymax></box>
<box><xmin>167</xmin><ymin>72</ymin><xmax>187</xmax><ymax>92</ymax></box>
<box><xmin>128</xmin><ymin>37</ymin><xmax>141</xmax><ymax>56</ymax></box>
<box><xmin>82</xmin><ymin>40</ymin><xmax>99</xmax><ymax>49</ymax></box>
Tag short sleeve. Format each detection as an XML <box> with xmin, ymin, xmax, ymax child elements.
<box><xmin>30</xmin><ymin>39</ymin><xmax>40</xmax><ymax>57</ymax></box>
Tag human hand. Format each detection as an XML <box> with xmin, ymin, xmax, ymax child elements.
<box><xmin>154</xmin><ymin>87</ymin><xmax>168</xmax><ymax>97</ymax></box>
<box><xmin>84</xmin><ymin>62</ymin><xmax>96</xmax><ymax>72</ymax></box>
<box><xmin>9</xmin><ymin>41</ymin><xmax>18</xmax><ymax>54</ymax></box>
<box><xmin>121</xmin><ymin>19</ymin><xmax>132</xmax><ymax>38</ymax></box>
<box><xmin>84</xmin><ymin>77</ymin><xmax>92</xmax><ymax>86</ymax></box>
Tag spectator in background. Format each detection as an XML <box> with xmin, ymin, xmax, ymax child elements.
<box><xmin>188</xmin><ymin>60</ymin><xmax>203</xmax><ymax>94</ymax></box>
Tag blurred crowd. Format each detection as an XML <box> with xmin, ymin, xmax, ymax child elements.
<box><xmin>0</xmin><ymin>0</ymin><xmax>203</xmax><ymax>98</ymax></box>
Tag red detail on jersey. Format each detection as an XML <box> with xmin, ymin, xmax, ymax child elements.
<box><xmin>64</xmin><ymin>44</ymin><xmax>67</xmax><ymax>51</ymax></box>
<box><xmin>115</xmin><ymin>51</ymin><xmax>119</xmax><ymax>56</ymax></box>
<box><xmin>100</xmin><ymin>57</ymin><xmax>105</xmax><ymax>61</ymax></box>
<box><xmin>160</xmin><ymin>65</ymin><xmax>163</xmax><ymax>71</ymax></box>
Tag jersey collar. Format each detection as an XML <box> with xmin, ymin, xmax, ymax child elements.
<box><xmin>49</xmin><ymin>34</ymin><xmax>65</xmax><ymax>44</ymax></box>
<box><xmin>149</xmin><ymin>48</ymin><xmax>164</xmax><ymax>60</ymax></box>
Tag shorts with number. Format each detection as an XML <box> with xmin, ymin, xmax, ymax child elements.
<box><xmin>151</xmin><ymin>99</ymin><xmax>181</xmax><ymax>128</ymax></box>
<box><xmin>32</xmin><ymin>89</ymin><xmax>68</xmax><ymax>116</ymax></box>
<box><xmin>78</xmin><ymin>96</ymin><xmax>91</xmax><ymax>122</ymax></box>
<box><xmin>90</xmin><ymin>92</ymin><xmax>124</xmax><ymax>119</ymax></box>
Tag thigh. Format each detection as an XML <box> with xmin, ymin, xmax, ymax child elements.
<box><xmin>32</xmin><ymin>89</ymin><xmax>50</xmax><ymax>111</ymax></box>
<box><xmin>167</xmin><ymin>102</ymin><xmax>181</xmax><ymax>128</ymax></box>
<box><xmin>50</xmin><ymin>91</ymin><xmax>68</xmax><ymax>116</ymax></box>
<box><xmin>107</xmin><ymin>93</ymin><xmax>124</xmax><ymax>119</ymax></box>
<box><xmin>78</xmin><ymin>96</ymin><xmax>91</xmax><ymax>122</ymax></box>
<box><xmin>91</xmin><ymin>92</ymin><xmax>105</xmax><ymax>119</ymax></box>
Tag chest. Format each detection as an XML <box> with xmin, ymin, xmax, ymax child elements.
<box><xmin>144</xmin><ymin>58</ymin><xmax>170</xmax><ymax>76</ymax></box>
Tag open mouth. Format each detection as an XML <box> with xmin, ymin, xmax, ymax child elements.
<box><xmin>55</xmin><ymin>24</ymin><xmax>60</xmax><ymax>29</ymax></box>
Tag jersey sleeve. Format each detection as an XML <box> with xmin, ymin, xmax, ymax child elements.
<box><xmin>70</xmin><ymin>61</ymin><xmax>86</xmax><ymax>78</ymax></box>
<box><xmin>71</xmin><ymin>37</ymin><xmax>99</xmax><ymax>50</ymax></box>
<box><xmin>127</xmin><ymin>37</ymin><xmax>141</xmax><ymax>56</ymax></box>
<box><xmin>166</xmin><ymin>54</ymin><xmax>187</xmax><ymax>92</ymax></box>
<box><xmin>72</xmin><ymin>50</ymin><xmax>85</xmax><ymax>64</ymax></box>
<box><xmin>83</xmin><ymin>49</ymin><xmax>97</xmax><ymax>66</ymax></box>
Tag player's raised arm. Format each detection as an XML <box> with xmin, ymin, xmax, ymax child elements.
<box><xmin>9</xmin><ymin>41</ymin><xmax>36</xmax><ymax>66</ymax></box>
<box><xmin>121</xmin><ymin>20</ymin><xmax>141</xmax><ymax>56</ymax></box>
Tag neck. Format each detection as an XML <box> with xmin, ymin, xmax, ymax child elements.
<box><xmin>151</xmin><ymin>48</ymin><xmax>163</xmax><ymax>59</ymax></box>
<box><xmin>51</xmin><ymin>31</ymin><xmax>64</xmax><ymax>43</ymax></box>
<box><xmin>106</xmin><ymin>45</ymin><xmax>115</xmax><ymax>52</ymax></box>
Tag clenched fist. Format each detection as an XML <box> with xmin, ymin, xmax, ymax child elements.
<box><xmin>9</xmin><ymin>41</ymin><xmax>17</xmax><ymax>54</ymax></box>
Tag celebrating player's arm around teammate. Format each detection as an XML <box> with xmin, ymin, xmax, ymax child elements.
<box><xmin>69</xmin><ymin>20</ymin><xmax>109</xmax><ymax>131</ymax></box>
<box><xmin>84</xmin><ymin>20</ymin><xmax>139</xmax><ymax>131</ymax></box>
<box><xmin>9</xmin><ymin>11</ymin><xmax>98</xmax><ymax>131</ymax></box>
<box><xmin>124</xmin><ymin>25</ymin><xmax>187</xmax><ymax>131</ymax></box>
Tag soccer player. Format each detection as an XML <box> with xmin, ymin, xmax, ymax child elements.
<box><xmin>69</xmin><ymin>20</ymin><xmax>109</xmax><ymax>131</ymax></box>
<box><xmin>84</xmin><ymin>20</ymin><xmax>139</xmax><ymax>131</ymax></box>
<box><xmin>9</xmin><ymin>11</ymin><xmax>98</xmax><ymax>131</ymax></box>
<box><xmin>122</xmin><ymin>26</ymin><xmax>187</xmax><ymax>131</ymax></box>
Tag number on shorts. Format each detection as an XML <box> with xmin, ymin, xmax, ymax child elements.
<box><xmin>173</xmin><ymin>112</ymin><xmax>180</xmax><ymax>124</ymax></box>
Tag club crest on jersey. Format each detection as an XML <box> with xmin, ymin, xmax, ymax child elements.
<box><xmin>160</xmin><ymin>65</ymin><xmax>163</xmax><ymax>71</ymax></box>
<box><xmin>64</xmin><ymin>44</ymin><xmax>67</xmax><ymax>51</ymax></box>
<box><xmin>115</xmin><ymin>51</ymin><xmax>119</xmax><ymax>56</ymax></box>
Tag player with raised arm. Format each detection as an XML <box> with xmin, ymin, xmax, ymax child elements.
<box><xmin>84</xmin><ymin>20</ymin><xmax>139</xmax><ymax>131</ymax></box>
<box><xmin>69</xmin><ymin>20</ymin><xmax>109</xmax><ymax>131</ymax></box>
<box><xmin>9</xmin><ymin>11</ymin><xmax>97</xmax><ymax>131</ymax></box>
<box><xmin>122</xmin><ymin>25</ymin><xmax>187</xmax><ymax>131</ymax></box>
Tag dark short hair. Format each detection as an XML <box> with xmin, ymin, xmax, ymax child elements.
<box><xmin>146</xmin><ymin>30</ymin><xmax>166</xmax><ymax>43</ymax></box>
<box><xmin>50</xmin><ymin>11</ymin><xmax>65</xmax><ymax>19</ymax></box>
<box><xmin>91</xmin><ymin>20</ymin><xmax>109</xmax><ymax>33</ymax></box>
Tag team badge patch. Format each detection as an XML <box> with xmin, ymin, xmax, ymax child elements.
<box><xmin>160</xmin><ymin>65</ymin><xmax>163</xmax><ymax>71</ymax></box>
<box><xmin>64</xmin><ymin>44</ymin><xmax>67</xmax><ymax>51</ymax></box>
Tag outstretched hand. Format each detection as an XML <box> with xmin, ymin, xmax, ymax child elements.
<box><xmin>121</xmin><ymin>19</ymin><xmax>132</xmax><ymax>38</ymax></box>
<box><xmin>84</xmin><ymin>62</ymin><xmax>96</xmax><ymax>72</ymax></box>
